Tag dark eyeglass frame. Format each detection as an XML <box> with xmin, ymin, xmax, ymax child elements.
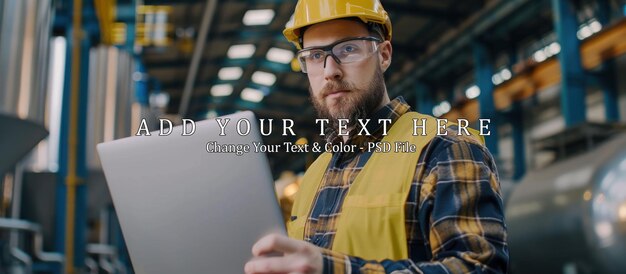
<box><xmin>296</xmin><ymin>36</ymin><xmax>382</xmax><ymax>73</ymax></box>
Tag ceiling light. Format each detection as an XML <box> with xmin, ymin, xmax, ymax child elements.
<box><xmin>241</xmin><ymin>87</ymin><xmax>264</xmax><ymax>102</ymax></box>
<box><xmin>589</xmin><ymin>20</ymin><xmax>602</xmax><ymax>33</ymax></box>
<box><xmin>149</xmin><ymin>93</ymin><xmax>170</xmax><ymax>108</ymax></box>
<box><xmin>492</xmin><ymin>74</ymin><xmax>503</xmax><ymax>85</ymax></box>
<box><xmin>205</xmin><ymin>110</ymin><xmax>218</xmax><ymax>119</ymax></box>
<box><xmin>433</xmin><ymin>106</ymin><xmax>441</xmax><ymax>117</ymax></box>
<box><xmin>466</xmin><ymin>85</ymin><xmax>481</xmax><ymax>99</ymax></box>
<box><xmin>440</xmin><ymin>101</ymin><xmax>451</xmax><ymax>114</ymax></box>
<box><xmin>433</xmin><ymin>101</ymin><xmax>452</xmax><ymax>117</ymax></box>
<box><xmin>210</xmin><ymin>84</ymin><xmax>233</xmax><ymax>97</ymax></box>
<box><xmin>548</xmin><ymin>42</ymin><xmax>561</xmax><ymax>56</ymax></box>
<box><xmin>251</xmin><ymin>71</ymin><xmax>277</xmax><ymax>86</ymax></box>
<box><xmin>218</xmin><ymin>67</ymin><xmax>243</xmax><ymax>80</ymax></box>
<box><xmin>577</xmin><ymin>26</ymin><xmax>592</xmax><ymax>40</ymax></box>
<box><xmin>227</xmin><ymin>44</ymin><xmax>255</xmax><ymax>59</ymax></box>
<box><xmin>266</xmin><ymin>47</ymin><xmax>294</xmax><ymax>64</ymax></box>
<box><xmin>500</xmin><ymin>68</ymin><xmax>512</xmax><ymax>80</ymax></box>
<box><xmin>533</xmin><ymin>50</ymin><xmax>547</xmax><ymax>62</ymax></box>
<box><xmin>243</xmin><ymin>9</ymin><xmax>275</xmax><ymax>26</ymax></box>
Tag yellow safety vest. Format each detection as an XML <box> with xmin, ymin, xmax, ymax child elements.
<box><xmin>288</xmin><ymin>112</ymin><xmax>484</xmax><ymax>261</ymax></box>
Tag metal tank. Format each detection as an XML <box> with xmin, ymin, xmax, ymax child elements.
<box><xmin>0</xmin><ymin>0</ymin><xmax>53</xmax><ymax>121</ymax></box>
<box><xmin>85</xmin><ymin>45</ymin><xmax>137</xmax><ymax>170</ymax></box>
<box><xmin>507</xmin><ymin>134</ymin><xmax>626</xmax><ymax>274</ymax></box>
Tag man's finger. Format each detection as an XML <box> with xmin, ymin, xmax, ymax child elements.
<box><xmin>244</xmin><ymin>255</ymin><xmax>306</xmax><ymax>274</ymax></box>
<box><xmin>252</xmin><ymin>234</ymin><xmax>302</xmax><ymax>256</ymax></box>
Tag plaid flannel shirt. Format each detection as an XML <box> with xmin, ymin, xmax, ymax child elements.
<box><xmin>301</xmin><ymin>97</ymin><xmax>509</xmax><ymax>273</ymax></box>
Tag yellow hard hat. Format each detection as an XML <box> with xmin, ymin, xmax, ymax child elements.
<box><xmin>283</xmin><ymin>0</ymin><xmax>392</xmax><ymax>49</ymax></box>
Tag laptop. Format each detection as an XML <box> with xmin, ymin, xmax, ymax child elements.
<box><xmin>97</xmin><ymin>111</ymin><xmax>286</xmax><ymax>274</ymax></box>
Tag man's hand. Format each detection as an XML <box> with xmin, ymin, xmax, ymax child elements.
<box><xmin>244</xmin><ymin>233</ymin><xmax>323</xmax><ymax>274</ymax></box>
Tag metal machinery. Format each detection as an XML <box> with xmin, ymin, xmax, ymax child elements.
<box><xmin>0</xmin><ymin>0</ymin><xmax>149</xmax><ymax>272</ymax></box>
<box><xmin>507</xmin><ymin>130</ymin><xmax>626</xmax><ymax>274</ymax></box>
<box><xmin>1</xmin><ymin>0</ymin><xmax>625</xmax><ymax>272</ymax></box>
<box><xmin>0</xmin><ymin>114</ymin><xmax>63</xmax><ymax>274</ymax></box>
<box><xmin>0</xmin><ymin>0</ymin><xmax>63</xmax><ymax>272</ymax></box>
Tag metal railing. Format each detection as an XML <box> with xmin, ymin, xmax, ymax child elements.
<box><xmin>0</xmin><ymin>217</ymin><xmax>64</xmax><ymax>273</ymax></box>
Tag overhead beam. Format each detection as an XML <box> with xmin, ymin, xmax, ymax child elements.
<box><xmin>443</xmin><ymin>18</ymin><xmax>626</xmax><ymax>122</ymax></box>
<box><xmin>178</xmin><ymin>0</ymin><xmax>218</xmax><ymax>118</ymax></box>
<box><xmin>390</xmin><ymin>0</ymin><xmax>531</xmax><ymax>97</ymax></box>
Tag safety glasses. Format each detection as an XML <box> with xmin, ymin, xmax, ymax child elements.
<box><xmin>296</xmin><ymin>36</ymin><xmax>381</xmax><ymax>74</ymax></box>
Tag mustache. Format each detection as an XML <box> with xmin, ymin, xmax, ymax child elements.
<box><xmin>321</xmin><ymin>80</ymin><xmax>353</xmax><ymax>97</ymax></box>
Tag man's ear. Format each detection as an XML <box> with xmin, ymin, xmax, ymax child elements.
<box><xmin>378</xmin><ymin>41</ymin><xmax>392</xmax><ymax>72</ymax></box>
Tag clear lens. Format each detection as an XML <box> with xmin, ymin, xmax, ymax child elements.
<box><xmin>297</xmin><ymin>49</ymin><xmax>326</xmax><ymax>73</ymax></box>
<box><xmin>332</xmin><ymin>40</ymin><xmax>372</xmax><ymax>63</ymax></box>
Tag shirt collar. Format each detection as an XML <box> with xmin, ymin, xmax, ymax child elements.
<box><xmin>324</xmin><ymin>96</ymin><xmax>412</xmax><ymax>146</ymax></box>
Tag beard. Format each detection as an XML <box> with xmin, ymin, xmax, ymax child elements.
<box><xmin>310</xmin><ymin>66</ymin><xmax>386</xmax><ymax>132</ymax></box>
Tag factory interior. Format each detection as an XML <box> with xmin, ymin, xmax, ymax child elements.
<box><xmin>1</xmin><ymin>0</ymin><xmax>626</xmax><ymax>273</ymax></box>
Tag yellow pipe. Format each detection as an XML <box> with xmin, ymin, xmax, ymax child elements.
<box><xmin>94</xmin><ymin>0</ymin><xmax>116</xmax><ymax>44</ymax></box>
<box><xmin>66</xmin><ymin>0</ymin><xmax>83</xmax><ymax>272</ymax></box>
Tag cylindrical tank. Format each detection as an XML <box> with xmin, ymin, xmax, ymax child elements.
<box><xmin>0</xmin><ymin>0</ymin><xmax>52</xmax><ymax>121</ymax></box>
<box><xmin>85</xmin><ymin>46</ymin><xmax>136</xmax><ymax>170</ymax></box>
<box><xmin>507</xmin><ymin>134</ymin><xmax>626</xmax><ymax>274</ymax></box>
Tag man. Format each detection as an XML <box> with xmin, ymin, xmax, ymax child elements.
<box><xmin>245</xmin><ymin>1</ymin><xmax>509</xmax><ymax>273</ymax></box>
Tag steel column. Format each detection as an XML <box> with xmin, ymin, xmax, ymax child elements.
<box><xmin>116</xmin><ymin>3</ymin><xmax>136</xmax><ymax>51</ymax></box>
<box><xmin>472</xmin><ymin>42</ymin><xmax>499</xmax><ymax>157</ymax></box>
<box><xmin>511</xmin><ymin>103</ymin><xmax>526</xmax><ymax>180</ymax></box>
<box><xmin>595</xmin><ymin>0</ymin><xmax>620</xmax><ymax>122</ymax></box>
<box><xmin>598</xmin><ymin>62</ymin><xmax>620</xmax><ymax>122</ymax></box>
<box><xmin>135</xmin><ymin>60</ymin><xmax>149</xmax><ymax>106</ymax></box>
<box><xmin>551</xmin><ymin>0</ymin><xmax>586</xmax><ymax>126</ymax></box>
<box><xmin>415</xmin><ymin>82</ymin><xmax>434</xmax><ymax>115</ymax></box>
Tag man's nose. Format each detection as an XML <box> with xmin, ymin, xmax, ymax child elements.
<box><xmin>323</xmin><ymin>55</ymin><xmax>343</xmax><ymax>81</ymax></box>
